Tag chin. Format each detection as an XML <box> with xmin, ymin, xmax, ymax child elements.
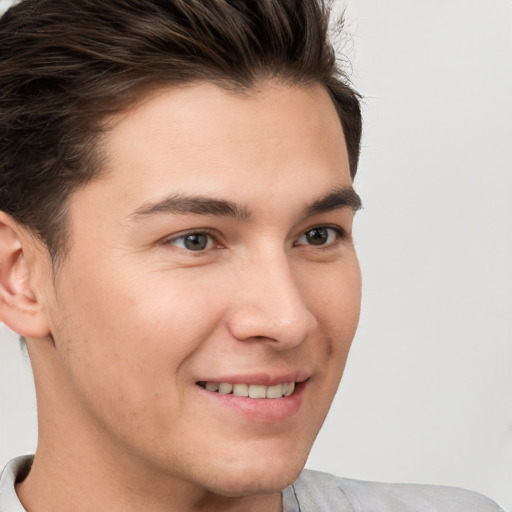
<box><xmin>207</xmin><ymin>471</ymin><xmax>302</xmax><ymax>498</ymax></box>
<box><xmin>200</xmin><ymin>449</ymin><xmax>308</xmax><ymax>498</ymax></box>
<box><xmin>195</xmin><ymin>421</ymin><xmax>321</xmax><ymax>497</ymax></box>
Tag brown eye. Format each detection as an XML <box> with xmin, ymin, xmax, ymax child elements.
<box><xmin>305</xmin><ymin>227</ymin><xmax>328</xmax><ymax>245</ymax></box>
<box><xmin>296</xmin><ymin>227</ymin><xmax>340</xmax><ymax>246</ymax></box>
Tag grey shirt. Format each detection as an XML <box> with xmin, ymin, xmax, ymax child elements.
<box><xmin>1</xmin><ymin>456</ymin><xmax>505</xmax><ymax>511</ymax></box>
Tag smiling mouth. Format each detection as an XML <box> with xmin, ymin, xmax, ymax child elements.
<box><xmin>197</xmin><ymin>381</ymin><xmax>296</xmax><ymax>399</ymax></box>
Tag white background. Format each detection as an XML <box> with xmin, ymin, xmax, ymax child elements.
<box><xmin>1</xmin><ymin>0</ymin><xmax>511</xmax><ymax>509</ymax></box>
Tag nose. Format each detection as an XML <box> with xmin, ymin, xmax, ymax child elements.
<box><xmin>226</xmin><ymin>250</ymin><xmax>318</xmax><ymax>349</ymax></box>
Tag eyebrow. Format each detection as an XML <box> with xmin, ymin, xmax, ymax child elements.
<box><xmin>130</xmin><ymin>187</ymin><xmax>362</xmax><ymax>221</ymax></box>
<box><xmin>303</xmin><ymin>187</ymin><xmax>362</xmax><ymax>216</ymax></box>
<box><xmin>131</xmin><ymin>193</ymin><xmax>251</xmax><ymax>221</ymax></box>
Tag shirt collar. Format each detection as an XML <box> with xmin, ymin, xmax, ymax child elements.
<box><xmin>0</xmin><ymin>456</ymin><xmax>32</xmax><ymax>512</ymax></box>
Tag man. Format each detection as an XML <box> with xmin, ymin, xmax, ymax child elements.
<box><xmin>0</xmin><ymin>1</ymin><xmax>504</xmax><ymax>511</ymax></box>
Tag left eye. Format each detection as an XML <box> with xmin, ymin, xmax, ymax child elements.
<box><xmin>166</xmin><ymin>232</ymin><xmax>214</xmax><ymax>251</ymax></box>
<box><xmin>296</xmin><ymin>227</ymin><xmax>341</xmax><ymax>246</ymax></box>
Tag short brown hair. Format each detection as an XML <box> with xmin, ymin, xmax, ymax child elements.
<box><xmin>0</xmin><ymin>0</ymin><xmax>362</xmax><ymax>261</ymax></box>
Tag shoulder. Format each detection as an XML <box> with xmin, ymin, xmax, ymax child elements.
<box><xmin>292</xmin><ymin>469</ymin><xmax>505</xmax><ymax>512</ymax></box>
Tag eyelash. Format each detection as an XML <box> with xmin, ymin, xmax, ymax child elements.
<box><xmin>163</xmin><ymin>225</ymin><xmax>345</xmax><ymax>253</ymax></box>
<box><xmin>294</xmin><ymin>226</ymin><xmax>345</xmax><ymax>247</ymax></box>
<box><xmin>162</xmin><ymin>228</ymin><xmax>218</xmax><ymax>253</ymax></box>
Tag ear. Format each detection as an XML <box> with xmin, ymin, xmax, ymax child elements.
<box><xmin>0</xmin><ymin>212</ymin><xmax>51</xmax><ymax>338</ymax></box>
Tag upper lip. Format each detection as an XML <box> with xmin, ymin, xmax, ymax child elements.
<box><xmin>195</xmin><ymin>371</ymin><xmax>311</xmax><ymax>387</ymax></box>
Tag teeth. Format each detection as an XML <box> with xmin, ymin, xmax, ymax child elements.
<box><xmin>282</xmin><ymin>382</ymin><xmax>295</xmax><ymax>397</ymax></box>
<box><xmin>266</xmin><ymin>384</ymin><xmax>283</xmax><ymax>399</ymax></box>
<box><xmin>201</xmin><ymin>381</ymin><xmax>296</xmax><ymax>398</ymax></box>
<box><xmin>249</xmin><ymin>384</ymin><xmax>267</xmax><ymax>398</ymax></box>
<box><xmin>218</xmin><ymin>383</ymin><xmax>233</xmax><ymax>394</ymax></box>
<box><xmin>233</xmin><ymin>383</ymin><xmax>249</xmax><ymax>397</ymax></box>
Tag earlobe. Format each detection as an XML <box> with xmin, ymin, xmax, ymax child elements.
<box><xmin>0</xmin><ymin>212</ymin><xmax>51</xmax><ymax>338</ymax></box>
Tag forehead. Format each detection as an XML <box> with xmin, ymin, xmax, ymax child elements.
<box><xmin>96</xmin><ymin>81</ymin><xmax>350</xmax><ymax>200</ymax></box>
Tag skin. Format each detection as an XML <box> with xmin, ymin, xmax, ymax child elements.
<box><xmin>0</xmin><ymin>81</ymin><xmax>361</xmax><ymax>512</ymax></box>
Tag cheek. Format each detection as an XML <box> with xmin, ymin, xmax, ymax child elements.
<box><xmin>305</xmin><ymin>257</ymin><xmax>361</xmax><ymax>327</ymax></box>
<box><xmin>48</xmin><ymin>264</ymin><xmax>234</xmax><ymax>439</ymax></box>
<box><xmin>52</xmin><ymin>261</ymin><xmax>230</xmax><ymax>392</ymax></box>
<box><xmin>306</xmin><ymin>260</ymin><xmax>361</xmax><ymax>371</ymax></box>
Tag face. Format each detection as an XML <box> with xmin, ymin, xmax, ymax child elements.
<box><xmin>38</xmin><ymin>82</ymin><xmax>361</xmax><ymax>498</ymax></box>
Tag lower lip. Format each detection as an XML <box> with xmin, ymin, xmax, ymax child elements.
<box><xmin>197</xmin><ymin>381</ymin><xmax>307</xmax><ymax>423</ymax></box>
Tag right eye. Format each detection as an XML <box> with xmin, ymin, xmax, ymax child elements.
<box><xmin>164</xmin><ymin>232</ymin><xmax>215</xmax><ymax>252</ymax></box>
